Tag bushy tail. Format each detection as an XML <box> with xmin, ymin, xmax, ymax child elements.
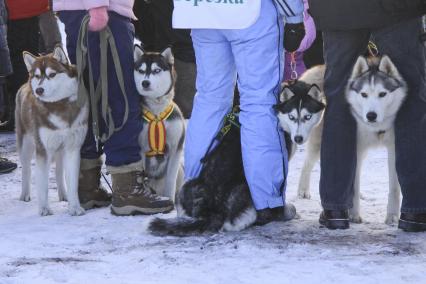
<box><xmin>148</xmin><ymin>217</ymin><xmax>209</xmax><ymax>236</ymax></box>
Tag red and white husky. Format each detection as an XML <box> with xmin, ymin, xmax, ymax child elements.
<box><xmin>15</xmin><ymin>46</ymin><xmax>88</xmax><ymax>216</ymax></box>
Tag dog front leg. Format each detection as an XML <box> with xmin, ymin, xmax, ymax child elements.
<box><xmin>164</xmin><ymin>151</ymin><xmax>182</xmax><ymax>203</ymax></box>
<box><xmin>385</xmin><ymin>142</ymin><xmax>400</xmax><ymax>225</ymax></box>
<box><xmin>35</xmin><ymin>153</ymin><xmax>52</xmax><ymax>216</ymax></box>
<box><xmin>64</xmin><ymin>149</ymin><xmax>85</xmax><ymax>216</ymax></box>
<box><xmin>349</xmin><ymin>152</ymin><xmax>364</xmax><ymax>224</ymax></box>
<box><xmin>19</xmin><ymin>135</ymin><xmax>34</xmax><ymax>202</ymax></box>
<box><xmin>297</xmin><ymin>140</ymin><xmax>320</xmax><ymax>199</ymax></box>
<box><xmin>55</xmin><ymin>153</ymin><xmax>67</xmax><ymax>202</ymax></box>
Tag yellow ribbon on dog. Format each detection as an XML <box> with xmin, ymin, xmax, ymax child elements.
<box><xmin>142</xmin><ymin>104</ymin><xmax>174</xmax><ymax>157</ymax></box>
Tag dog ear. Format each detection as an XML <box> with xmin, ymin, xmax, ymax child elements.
<box><xmin>350</xmin><ymin>56</ymin><xmax>369</xmax><ymax>79</ymax></box>
<box><xmin>378</xmin><ymin>55</ymin><xmax>400</xmax><ymax>78</ymax></box>
<box><xmin>23</xmin><ymin>52</ymin><xmax>37</xmax><ymax>72</ymax></box>
<box><xmin>134</xmin><ymin>45</ymin><xmax>144</xmax><ymax>62</ymax></box>
<box><xmin>306</xmin><ymin>84</ymin><xmax>322</xmax><ymax>100</ymax></box>
<box><xmin>161</xmin><ymin>47</ymin><xmax>174</xmax><ymax>65</ymax></box>
<box><xmin>280</xmin><ymin>86</ymin><xmax>295</xmax><ymax>102</ymax></box>
<box><xmin>52</xmin><ymin>46</ymin><xmax>69</xmax><ymax>65</ymax></box>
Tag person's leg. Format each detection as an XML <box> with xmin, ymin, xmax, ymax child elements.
<box><xmin>372</xmin><ymin>18</ymin><xmax>426</xmax><ymax>225</ymax></box>
<box><xmin>319</xmin><ymin>29</ymin><xmax>369</xmax><ymax>224</ymax></box>
<box><xmin>58</xmin><ymin>11</ymin><xmax>103</xmax><ymax>162</ymax></box>
<box><xmin>39</xmin><ymin>10</ymin><xmax>62</xmax><ymax>54</ymax></box>
<box><xmin>184</xmin><ymin>29</ymin><xmax>236</xmax><ymax>180</ymax></box>
<box><xmin>2</xmin><ymin>17</ymin><xmax>39</xmax><ymax>131</ymax></box>
<box><xmin>99</xmin><ymin>13</ymin><xmax>142</xmax><ymax>167</ymax></box>
<box><xmin>227</xmin><ymin>0</ymin><xmax>286</xmax><ymax>210</ymax></box>
<box><xmin>174</xmin><ymin>57</ymin><xmax>196</xmax><ymax>119</ymax></box>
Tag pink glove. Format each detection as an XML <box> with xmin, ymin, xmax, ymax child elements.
<box><xmin>88</xmin><ymin>6</ymin><xmax>109</xmax><ymax>32</ymax></box>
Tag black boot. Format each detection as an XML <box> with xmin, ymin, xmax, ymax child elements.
<box><xmin>255</xmin><ymin>203</ymin><xmax>297</xmax><ymax>226</ymax></box>
<box><xmin>319</xmin><ymin>209</ymin><xmax>350</xmax><ymax>230</ymax></box>
<box><xmin>398</xmin><ymin>213</ymin><xmax>426</xmax><ymax>232</ymax></box>
<box><xmin>0</xmin><ymin>157</ymin><xmax>17</xmax><ymax>174</ymax></box>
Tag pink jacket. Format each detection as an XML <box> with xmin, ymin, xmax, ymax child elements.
<box><xmin>53</xmin><ymin>0</ymin><xmax>136</xmax><ymax>19</ymax></box>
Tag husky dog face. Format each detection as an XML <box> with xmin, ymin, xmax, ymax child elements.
<box><xmin>274</xmin><ymin>82</ymin><xmax>326</xmax><ymax>145</ymax></box>
<box><xmin>346</xmin><ymin>55</ymin><xmax>407</xmax><ymax>125</ymax></box>
<box><xmin>133</xmin><ymin>45</ymin><xmax>174</xmax><ymax>99</ymax></box>
<box><xmin>23</xmin><ymin>46</ymin><xmax>78</xmax><ymax>103</ymax></box>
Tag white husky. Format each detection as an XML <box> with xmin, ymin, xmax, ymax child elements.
<box><xmin>15</xmin><ymin>46</ymin><xmax>88</xmax><ymax>216</ymax></box>
<box><xmin>133</xmin><ymin>46</ymin><xmax>185</xmax><ymax>202</ymax></box>
<box><xmin>277</xmin><ymin>56</ymin><xmax>407</xmax><ymax>224</ymax></box>
<box><xmin>345</xmin><ymin>55</ymin><xmax>407</xmax><ymax>224</ymax></box>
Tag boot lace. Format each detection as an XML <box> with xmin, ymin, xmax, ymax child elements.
<box><xmin>131</xmin><ymin>171</ymin><xmax>165</xmax><ymax>201</ymax></box>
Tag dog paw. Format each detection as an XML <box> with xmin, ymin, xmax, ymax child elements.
<box><xmin>19</xmin><ymin>194</ymin><xmax>31</xmax><ymax>202</ymax></box>
<box><xmin>297</xmin><ymin>191</ymin><xmax>311</xmax><ymax>199</ymax></box>
<box><xmin>69</xmin><ymin>206</ymin><xmax>85</xmax><ymax>216</ymax></box>
<box><xmin>349</xmin><ymin>215</ymin><xmax>363</xmax><ymax>224</ymax></box>
<box><xmin>39</xmin><ymin>206</ymin><xmax>53</xmax><ymax>216</ymax></box>
<box><xmin>385</xmin><ymin>214</ymin><xmax>399</xmax><ymax>225</ymax></box>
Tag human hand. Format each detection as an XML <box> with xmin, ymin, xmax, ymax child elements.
<box><xmin>284</xmin><ymin>23</ymin><xmax>305</xmax><ymax>52</ymax></box>
<box><xmin>88</xmin><ymin>6</ymin><xmax>109</xmax><ymax>31</ymax></box>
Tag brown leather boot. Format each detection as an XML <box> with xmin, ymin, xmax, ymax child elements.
<box><xmin>108</xmin><ymin>162</ymin><xmax>173</xmax><ymax>216</ymax></box>
<box><xmin>78</xmin><ymin>158</ymin><xmax>112</xmax><ymax>210</ymax></box>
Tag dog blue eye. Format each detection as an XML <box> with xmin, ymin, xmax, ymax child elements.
<box><xmin>138</xmin><ymin>69</ymin><xmax>145</xmax><ymax>74</ymax></box>
<box><xmin>49</xmin><ymin>73</ymin><xmax>56</xmax><ymax>78</ymax></box>
<box><xmin>361</xmin><ymin>92</ymin><xmax>368</xmax><ymax>98</ymax></box>
<box><xmin>379</xmin><ymin>92</ymin><xmax>387</xmax><ymax>98</ymax></box>
<box><xmin>304</xmin><ymin>115</ymin><xmax>312</xmax><ymax>120</ymax></box>
<box><xmin>153</xmin><ymin>69</ymin><xmax>161</xmax><ymax>74</ymax></box>
<box><xmin>289</xmin><ymin>114</ymin><xmax>296</xmax><ymax>121</ymax></box>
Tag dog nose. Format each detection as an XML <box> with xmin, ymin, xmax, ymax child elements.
<box><xmin>294</xmin><ymin>136</ymin><xmax>304</xmax><ymax>144</ymax></box>
<box><xmin>35</xmin><ymin>88</ymin><xmax>44</xmax><ymax>96</ymax></box>
<box><xmin>142</xmin><ymin>80</ymin><xmax>150</xmax><ymax>89</ymax></box>
<box><xmin>366</xmin><ymin>112</ymin><xmax>377</xmax><ymax>122</ymax></box>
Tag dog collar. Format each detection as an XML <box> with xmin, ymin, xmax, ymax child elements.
<box><xmin>143</xmin><ymin>104</ymin><xmax>174</xmax><ymax>157</ymax></box>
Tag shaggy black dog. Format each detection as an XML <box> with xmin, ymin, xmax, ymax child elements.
<box><xmin>148</xmin><ymin>112</ymin><xmax>256</xmax><ymax>236</ymax></box>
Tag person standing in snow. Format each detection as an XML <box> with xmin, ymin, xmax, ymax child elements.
<box><xmin>308</xmin><ymin>0</ymin><xmax>426</xmax><ymax>231</ymax></box>
<box><xmin>52</xmin><ymin>0</ymin><xmax>174</xmax><ymax>215</ymax></box>
<box><xmin>0</xmin><ymin>0</ymin><xmax>17</xmax><ymax>174</ymax></box>
<box><xmin>174</xmin><ymin>0</ymin><xmax>305</xmax><ymax>224</ymax></box>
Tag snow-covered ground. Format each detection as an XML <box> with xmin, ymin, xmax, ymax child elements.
<box><xmin>1</xmin><ymin>133</ymin><xmax>425</xmax><ymax>284</ymax></box>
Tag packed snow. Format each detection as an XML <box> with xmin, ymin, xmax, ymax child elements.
<box><xmin>1</xmin><ymin>132</ymin><xmax>425</xmax><ymax>284</ymax></box>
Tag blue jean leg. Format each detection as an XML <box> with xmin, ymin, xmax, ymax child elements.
<box><xmin>226</xmin><ymin>0</ymin><xmax>287</xmax><ymax>210</ymax></box>
<box><xmin>184</xmin><ymin>29</ymin><xmax>236</xmax><ymax>179</ymax></box>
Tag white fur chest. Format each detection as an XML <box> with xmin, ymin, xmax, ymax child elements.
<box><xmin>38</xmin><ymin>104</ymin><xmax>88</xmax><ymax>153</ymax></box>
<box><xmin>356</xmin><ymin>119</ymin><xmax>395</xmax><ymax>150</ymax></box>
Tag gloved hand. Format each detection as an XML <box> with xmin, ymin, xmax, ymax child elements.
<box><xmin>283</xmin><ymin>23</ymin><xmax>305</xmax><ymax>52</ymax></box>
<box><xmin>88</xmin><ymin>6</ymin><xmax>109</xmax><ymax>31</ymax></box>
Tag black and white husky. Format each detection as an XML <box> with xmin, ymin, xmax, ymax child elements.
<box><xmin>277</xmin><ymin>56</ymin><xmax>407</xmax><ymax>225</ymax></box>
<box><xmin>274</xmin><ymin>66</ymin><xmax>326</xmax><ymax>200</ymax></box>
<box><xmin>134</xmin><ymin>45</ymin><xmax>185</xmax><ymax>202</ymax></box>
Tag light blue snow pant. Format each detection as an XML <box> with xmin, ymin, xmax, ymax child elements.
<box><xmin>184</xmin><ymin>0</ymin><xmax>288</xmax><ymax>210</ymax></box>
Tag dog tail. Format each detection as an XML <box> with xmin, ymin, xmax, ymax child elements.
<box><xmin>148</xmin><ymin>217</ymin><xmax>209</xmax><ymax>236</ymax></box>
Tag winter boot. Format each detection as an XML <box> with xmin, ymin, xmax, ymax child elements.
<box><xmin>108</xmin><ymin>162</ymin><xmax>174</xmax><ymax>216</ymax></box>
<box><xmin>78</xmin><ymin>158</ymin><xmax>112</xmax><ymax>210</ymax></box>
<box><xmin>0</xmin><ymin>157</ymin><xmax>17</xmax><ymax>174</ymax></box>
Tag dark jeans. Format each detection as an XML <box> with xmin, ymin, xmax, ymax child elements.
<box><xmin>320</xmin><ymin>17</ymin><xmax>426</xmax><ymax>213</ymax></box>
<box><xmin>58</xmin><ymin>11</ymin><xmax>143</xmax><ymax>167</ymax></box>
<box><xmin>4</xmin><ymin>17</ymin><xmax>39</xmax><ymax>125</ymax></box>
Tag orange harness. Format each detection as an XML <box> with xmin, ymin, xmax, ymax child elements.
<box><xmin>142</xmin><ymin>104</ymin><xmax>174</xmax><ymax>157</ymax></box>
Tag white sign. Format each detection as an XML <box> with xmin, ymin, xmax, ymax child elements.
<box><xmin>173</xmin><ymin>0</ymin><xmax>261</xmax><ymax>29</ymax></box>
